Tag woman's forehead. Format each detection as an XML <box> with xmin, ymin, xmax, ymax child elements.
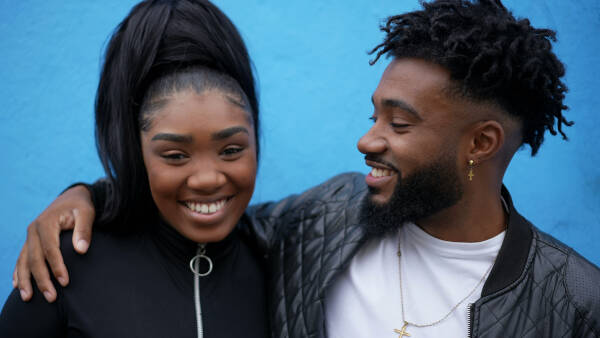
<box><xmin>147</xmin><ymin>90</ymin><xmax>254</xmax><ymax>134</ymax></box>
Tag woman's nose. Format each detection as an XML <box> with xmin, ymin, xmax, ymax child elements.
<box><xmin>186</xmin><ymin>161</ymin><xmax>227</xmax><ymax>193</ymax></box>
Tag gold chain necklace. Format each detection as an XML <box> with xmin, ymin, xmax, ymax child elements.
<box><xmin>394</xmin><ymin>233</ymin><xmax>496</xmax><ymax>337</ymax></box>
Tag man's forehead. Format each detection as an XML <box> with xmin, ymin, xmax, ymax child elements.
<box><xmin>372</xmin><ymin>58</ymin><xmax>452</xmax><ymax>109</ymax></box>
<box><xmin>378</xmin><ymin>58</ymin><xmax>451</xmax><ymax>92</ymax></box>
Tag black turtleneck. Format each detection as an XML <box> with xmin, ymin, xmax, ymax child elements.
<box><xmin>0</xmin><ymin>219</ymin><xmax>269</xmax><ymax>338</ymax></box>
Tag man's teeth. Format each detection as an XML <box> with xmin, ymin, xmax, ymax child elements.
<box><xmin>185</xmin><ymin>199</ymin><xmax>227</xmax><ymax>214</ymax></box>
<box><xmin>371</xmin><ymin>168</ymin><xmax>393</xmax><ymax>178</ymax></box>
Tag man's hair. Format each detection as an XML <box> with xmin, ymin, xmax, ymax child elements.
<box><xmin>95</xmin><ymin>0</ymin><xmax>259</xmax><ymax>229</ymax></box>
<box><xmin>370</xmin><ymin>0</ymin><xmax>572</xmax><ymax>155</ymax></box>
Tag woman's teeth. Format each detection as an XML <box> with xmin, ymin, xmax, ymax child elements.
<box><xmin>185</xmin><ymin>199</ymin><xmax>227</xmax><ymax>214</ymax></box>
<box><xmin>370</xmin><ymin>167</ymin><xmax>393</xmax><ymax>178</ymax></box>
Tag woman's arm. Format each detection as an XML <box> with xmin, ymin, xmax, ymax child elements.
<box><xmin>14</xmin><ymin>183</ymin><xmax>98</xmax><ymax>302</ymax></box>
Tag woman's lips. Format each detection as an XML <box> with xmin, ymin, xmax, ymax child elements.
<box><xmin>183</xmin><ymin>198</ymin><xmax>228</xmax><ymax>214</ymax></box>
<box><xmin>179</xmin><ymin>197</ymin><xmax>231</xmax><ymax>224</ymax></box>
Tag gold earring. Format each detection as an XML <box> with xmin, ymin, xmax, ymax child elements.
<box><xmin>467</xmin><ymin>159</ymin><xmax>475</xmax><ymax>181</ymax></box>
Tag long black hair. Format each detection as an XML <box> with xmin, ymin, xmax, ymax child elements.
<box><xmin>94</xmin><ymin>0</ymin><xmax>259</xmax><ymax>228</ymax></box>
<box><xmin>370</xmin><ymin>0</ymin><xmax>572</xmax><ymax>155</ymax></box>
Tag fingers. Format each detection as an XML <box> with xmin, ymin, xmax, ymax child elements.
<box><xmin>38</xmin><ymin>214</ymin><xmax>72</xmax><ymax>287</ymax></box>
<box><xmin>72</xmin><ymin>207</ymin><xmax>94</xmax><ymax>254</ymax></box>
<box><xmin>14</xmin><ymin>184</ymin><xmax>95</xmax><ymax>303</ymax></box>
<box><xmin>15</xmin><ymin>246</ymin><xmax>32</xmax><ymax>302</ymax></box>
<box><xmin>26</xmin><ymin>224</ymin><xmax>57</xmax><ymax>303</ymax></box>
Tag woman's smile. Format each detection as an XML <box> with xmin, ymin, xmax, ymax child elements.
<box><xmin>141</xmin><ymin>89</ymin><xmax>257</xmax><ymax>243</ymax></box>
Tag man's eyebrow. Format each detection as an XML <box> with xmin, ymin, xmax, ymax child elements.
<box><xmin>372</xmin><ymin>96</ymin><xmax>423</xmax><ymax>121</ymax></box>
<box><xmin>151</xmin><ymin>133</ymin><xmax>193</xmax><ymax>143</ymax></box>
<box><xmin>212</xmin><ymin>126</ymin><xmax>249</xmax><ymax>140</ymax></box>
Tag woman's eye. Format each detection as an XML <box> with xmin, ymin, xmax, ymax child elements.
<box><xmin>161</xmin><ymin>153</ymin><xmax>187</xmax><ymax>161</ymax></box>
<box><xmin>390</xmin><ymin>123</ymin><xmax>410</xmax><ymax>129</ymax></box>
<box><xmin>222</xmin><ymin>146</ymin><xmax>244</xmax><ymax>157</ymax></box>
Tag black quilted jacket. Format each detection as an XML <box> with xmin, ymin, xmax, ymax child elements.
<box><xmin>245</xmin><ymin>172</ymin><xmax>600</xmax><ymax>338</ymax></box>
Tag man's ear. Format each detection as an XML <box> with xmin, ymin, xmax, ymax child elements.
<box><xmin>467</xmin><ymin>120</ymin><xmax>505</xmax><ymax>162</ymax></box>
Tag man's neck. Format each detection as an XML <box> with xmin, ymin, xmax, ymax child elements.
<box><xmin>415</xmin><ymin>186</ymin><xmax>507</xmax><ymax>242</ymax></box>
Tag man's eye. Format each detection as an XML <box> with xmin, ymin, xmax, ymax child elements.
<box><xmin>369</xmin><ymin>116</ymin><xmax>377</xmax><ymax>123</ymax></box>
<box><xmin>390</xmin><ymin>123</ymin><xmax>410</xmax><ymax>128</ymax></box>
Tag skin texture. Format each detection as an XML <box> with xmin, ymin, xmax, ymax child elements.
<box><xmin>15</xmin><ymin>88</ymin><xmax>257</xmax><ymax>302</ymax></box>
<box><xmin>14</xmin><ymin>58</ymin><xmax>523</xmax><ymax>302</ymax></box>
<box><xmin>141</xmin><ymin>89</ymin><xmax>257</xmax><ymax>243</ymax></box>
<box><xmin>358</xmin><ymin>58</ymin><xmax>515</xmax><ymax>242</ymax></box>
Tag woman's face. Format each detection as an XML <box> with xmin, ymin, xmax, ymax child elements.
<box><xmin>140</xmin><ymin>89</ymin><xmax>257</xmax><ymax>243</ymax></box>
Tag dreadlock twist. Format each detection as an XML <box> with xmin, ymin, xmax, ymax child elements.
<box><xmin>370</xmin><ymin>0</ymin><xmax>573</xmax><ymax>155</ymax></box>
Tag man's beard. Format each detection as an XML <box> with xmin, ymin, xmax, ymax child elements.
<box><xmin>359</xmin><ymin>153</ymin><xmax>464</xmax><ymax>237</ymax></box>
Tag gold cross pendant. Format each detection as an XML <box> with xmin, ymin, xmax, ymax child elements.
<box><xmin>394</xmin><ymin>322</ymin><xmax>411</xmax><ymax>337</ymax></box>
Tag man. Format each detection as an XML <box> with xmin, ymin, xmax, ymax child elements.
<box><xmin>12</xmin><ymin>0</ymin><xmax>600</xmax><ymax>337</ymax></box>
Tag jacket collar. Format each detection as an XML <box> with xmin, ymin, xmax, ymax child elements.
<box><xmin>480</xmin><ymin>185</ymin><xmax>533</xmax><ymax>296</ymax></box>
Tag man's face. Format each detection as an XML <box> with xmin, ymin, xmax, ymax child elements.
<box><xmin>357</xmin><ymin>58</ymin><xmax>467</xmax><ymax>234</ymax></box>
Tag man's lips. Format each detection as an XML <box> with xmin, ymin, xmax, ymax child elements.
<box><xmin>365</xmin><ymin>160</ymin><xmax>397</xmax><ymax>188</ymax></box>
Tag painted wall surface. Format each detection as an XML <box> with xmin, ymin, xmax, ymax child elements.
<box><xmin>1</xmin><ymin>0</ymin><xmax>598</xmax><ymax>303</ymax></box>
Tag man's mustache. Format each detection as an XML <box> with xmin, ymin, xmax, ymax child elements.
<box><xmin>364</xmin><ymin>154</ymin><xmax>400</xmax><ymax>173</ymax></box>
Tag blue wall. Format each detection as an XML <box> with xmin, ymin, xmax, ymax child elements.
<box><xmin>1</xmin><ymin>0</ymin><xmax>599</xmax><ymax>302</ymax></box>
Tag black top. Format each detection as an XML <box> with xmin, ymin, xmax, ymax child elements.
<box><xmin>0</xmin><ymin>218</ymin><xmax>268</xmax><ymax>338</ymax></box>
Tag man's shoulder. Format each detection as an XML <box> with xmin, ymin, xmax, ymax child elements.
<box><xmin>250</xmin><ymin>172</ymin><xmax>367</xmax><ymax>219</ymax></box>
<box><xmin>297</xmin><ymin>172</ymin><xmax>367</xmax><ymax>204</ymax></box>
<box><xmin>244</xmin><ymin>172</ymin><xmax>367</xmax><ymax>249</ymax></box>
<box><xmin>532</xmin><ymin>227</ymin><xmax>600</xmax><ymax>328</ymax></box>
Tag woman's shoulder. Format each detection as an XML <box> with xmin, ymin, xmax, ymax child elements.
<box><xmin>58</xmin><ymin>228</ymin><xmax>144</xmax><ymax>273</ymax></box>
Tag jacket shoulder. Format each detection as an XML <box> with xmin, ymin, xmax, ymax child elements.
<box><xmin>249</xmin><ymin>172</ymin><xmax>366</xmax><ymax>219</ymax></box>
<box><xmin>243</xmin><ymin>172</ymin><xmax>366</xmax><ymax>252</ymax></box>
<box><xmin>535</xmin><ymin>229</ymin><xmax>600</xmax><ymax>333</ymax></box>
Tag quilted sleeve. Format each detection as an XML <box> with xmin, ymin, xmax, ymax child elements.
<box><xmin>564</xmin><ymin>250</ymin><xmax>600</xmax><ymax>337</ymax></box>
<box><xmin>244</xmin><ymin>172</ymin><xmax>367</xmax><ymax>253</ymax></box>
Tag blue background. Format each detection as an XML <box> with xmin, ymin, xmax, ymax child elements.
<box><xmin>1</xmin><ymin>0</ymin><xmax>598</xmax><ymax>303</ymax></box>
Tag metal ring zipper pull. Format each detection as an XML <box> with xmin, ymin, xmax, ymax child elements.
<box><xmin>189</xmin><ymin>244</ymin><xmax>213</xmax><ymax>277</ymax></box>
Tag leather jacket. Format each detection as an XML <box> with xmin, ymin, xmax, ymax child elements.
<box><xmin>245</xmin><ymin>172</ymin><xmax>600</xmax><ymax>338</ymax></box>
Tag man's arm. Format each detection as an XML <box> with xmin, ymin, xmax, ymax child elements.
<box><xmin>13</xmin><ymin>181</ymin><xmax>106</xmax><ymax>302</ymax></box>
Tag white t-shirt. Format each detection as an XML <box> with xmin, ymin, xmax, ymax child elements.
<box><xmin>325</xmin><ymin>222</ymin><xmax>505</xmax><ymax>338</ymax></box>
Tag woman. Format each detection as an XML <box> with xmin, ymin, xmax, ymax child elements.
<box><xmin>0</xmin><ymin>0</ymin><xmax>268</xmax><ymax>337</ymax></box>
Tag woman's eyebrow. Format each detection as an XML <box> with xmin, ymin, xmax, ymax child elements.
<box><xmin>212</xmin><ymin>126</ymin><xmax>249</xmax><ymax>140</ymax></box>
<box><xmin>151</xmin><ymin>133</ymin><xmax>193</xmax><ymax>143</ymax></box>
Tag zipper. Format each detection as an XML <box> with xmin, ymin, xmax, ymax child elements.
<box><xmin>467</xmin><ymin>303</ymin><xmax>474</xmax><ymax>338</ymax></box>
<box><xmin>194</xmin><ymin>257</ymin><xmax>203</xmax><ymax>338</ymax></box>
<box><xmin>190</xmin><ymin>244</ymin><xmax>213</xmax><ymax>338</ymax></box>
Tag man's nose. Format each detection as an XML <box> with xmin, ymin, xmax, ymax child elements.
<box><xmin>357</xmin><ymin>124</ymin><xmax>387</xmax><ymax>155</ymax></box>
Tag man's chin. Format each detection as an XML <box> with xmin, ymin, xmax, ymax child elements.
<box><xmin>359</xmin><ymin>192</ymin><xmax>405</xmax><ymax>237</ymax></box>
<box><xmin>366</xmin><ymin>187</ymin><xmax>393</xmax><ymax>205</ymax></box>
<box><xmin>359</xmin><ymin>154</ymin><xmax>463</xmax><ymax>238</ymax></box>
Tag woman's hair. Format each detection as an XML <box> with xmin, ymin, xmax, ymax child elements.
<box><xmin>369</xmin><ymin>0</ymin><xmax>572</xmax><ymax>156</ymax></box>
<box><xmin>94</xmin><ymin>0</ymin><xmax>259</xmax><ymax>229</ymax></box>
